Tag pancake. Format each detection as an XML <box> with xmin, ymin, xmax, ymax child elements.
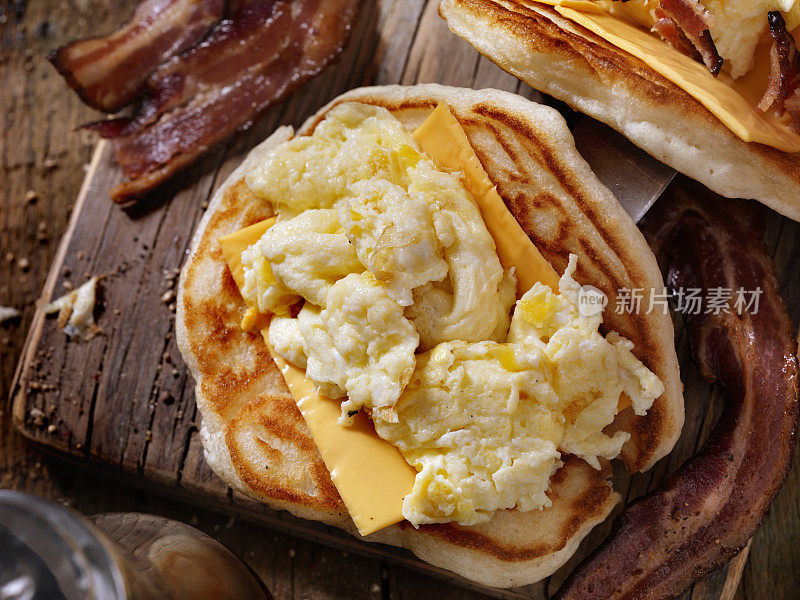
<box><xmin>439</xmin><ymin>0</ymin><xmax>800</xmax><ymax>222</ymax></box>
<box><xmin>176</xmin><ymin>84</ymin><xmax>683</xmax><ymax>588</ymax></box>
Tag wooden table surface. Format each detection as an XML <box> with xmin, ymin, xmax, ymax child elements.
<box><xmin>1</xmin><ymin>2</ymin><xmax>799</xmax><ymax>599</ymax></box>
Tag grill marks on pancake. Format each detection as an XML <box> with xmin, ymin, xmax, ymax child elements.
<box><xmin>451</xmin><ymin>0</ymin><xmax>707</xmax><ymax>113</ymax></box>
<box><xmin>465</xmin><ymin>103</ymin><xmax>668</xmax><ymax>471</ymax></box>
<box><xmin>226</xmin><ymin>394</ymin><xmax>342</xmax><ymax>507</ymax></box>
<box><xmin>185</xmin><ymin>273</ymin><xmax>277</xmax><ymax>419</ymax></box>
<box><xmin>471</xmin><ymin>104</ymin><xmax>638</xmax><ymax>280</ymax></box>
<box><xmin>183</xmin><ymin>180</ymin><xmax>342</xmax><ymax>510</ymax></box>
<box><xmin>417</xmin><ymin>458</ymin><xmax>615</xmax><ymax>561</ymax></box>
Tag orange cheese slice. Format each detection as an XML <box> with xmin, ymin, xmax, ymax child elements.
<box><xmin>217</xmin><ymin>105</ymin><xmax>570</xmax><ymax>535</ymax></box>
<box><xmin>413</xmin><ymin>104</ymin><xmax>561</xmax><ymax>293</ymax></box>
<box><xmin>528</xmin><ymin>1</ymin><xmax>800</xmax><ymax>153</ymax></box>
<box><xmin>219</xmin><ymin>223</ymin><xmax>416</xmax><ymax>536</ymax></box>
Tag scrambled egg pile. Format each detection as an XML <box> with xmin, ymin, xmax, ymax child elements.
<box><xmin>244</xmin><ymin>102</ymin><xmax>515</xmax><ymax>424</ymax></box>
<box><xmin>605</xmin><ymin>0</ymin><xmax>800</xmax><ymax>79</ymax></box>
<box><xmin>240</xmin><ymin>103</ymin><xmax>663</xmax><ymax>526</ymax></box>
<box><xmin>375</xmin><ymin>257</ymin><xmax>663</xmax><ymax>525</ymax></box>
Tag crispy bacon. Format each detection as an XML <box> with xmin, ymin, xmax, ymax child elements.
<box><xmin>49</xmin><ymin>0</ymin><xmax>224</xmax><ymax>112</ymax></box>
<box><xmin>757</xmin><ymin>11</ymin><xmax>800</xmax><ymax>115</ymax></box>
<box><xmin>86</xmin><ymin>0</ymin><xmax>291</xmax><ymax>138</ymax></box>
<box><xmin>654</xmin><ymin>0</ymin><xmax>722</xmax><ymax>75</ymax></box>
<box><xmin>556</xmin><ymin>180</ymin><xmax>799</xmax><ymax>600</ymax></box>
<box><xmin>652</xmin><ymin>9</ymin><xmax>702</xmax><ymax>63</ymax></box>
<box><xmin>786</xmin><ymin>89</ymin><xmax>800</xmax><ymax>130</ymax></box>
<box><xmin>98</xmin><ymin>0</ymin><xmax>358</xmax><ymax>203</ymax></box>
<box><xmin>49</xmin><ymin>0</ymin><xmax>359</xmax><ymax>204</ymax></box>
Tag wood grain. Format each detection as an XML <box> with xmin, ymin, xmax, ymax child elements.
<box><xmin>3</xmin><ymin>1</ymin><xmax>799</xmax><ymax>599</ymax></box>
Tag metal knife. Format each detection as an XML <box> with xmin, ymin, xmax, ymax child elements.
<box><xmin>572</xmin><ymin>117</ymin><xmax>676</xmax><ymax>223</ymax></box>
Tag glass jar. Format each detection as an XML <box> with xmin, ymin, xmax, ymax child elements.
<box><xmin>0</xmin><ymin>490</ymin><xmax>272</xmax><ymax>600</ymax></box>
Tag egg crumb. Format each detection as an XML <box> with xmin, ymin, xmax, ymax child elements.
<box><xmin>42</xmin><ymin>276</ymin><xmax>99</xmax><ymax>340</ymax></box>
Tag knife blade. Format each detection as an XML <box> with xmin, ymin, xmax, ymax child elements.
<box><xmin>571</xmin><ymin>117</ymin><xmax>676</xmax><ymax>223</ymax></box>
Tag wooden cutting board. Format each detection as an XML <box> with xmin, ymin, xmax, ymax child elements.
<box><xmin>9</xmin><ymin>2</ymin><xmax>800</xmax><ymax>598</ymax></box>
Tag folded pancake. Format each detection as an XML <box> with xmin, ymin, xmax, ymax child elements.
<box><xmin>176</xmin><ymin>84</ymin><xmax>683</xmax><ymax>588</ymax></box>
<box><xmin>439</xmin><ymin>0</ymin><xmax>800</xmax><ymax>222</ymax></box>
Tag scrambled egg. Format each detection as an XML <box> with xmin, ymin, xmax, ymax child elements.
<box><xmin>605</xmin><ymin>0</ymin><xmax>800</xmax><ymax>79</ymax></box>
<box><xmin>268</xmin><ymin>315</ymin><xmax>307</xmax><ymax>369</ymax></box>
<box><xmin>374</xmin><ymin>257</ymin><xmax>664</xmax><ymax>525</ymax></box>
<box><xmin>241</xmin><ymin>103</ymin><xmax>664</xmax><ymax>527</ymax></box>
<box><xmin>296</xmin><ymin>273</ymin><xmax>419</xmax><ymax>424</ymax></box>
<box><xmin>341</xmin><ymin>177</ymin><xmax>447</xmax><ymax>308</ymax></box>
<box><xmin>400</xmin><ymin>158</ymin><xmax>516</xmax><ymax>350</ymax></box>
<box><xmin>374</xmin><ymin>340</ymin><xmax>563</xmax><ymax>526</ymax></box>
<box><xmin>243</xmin><ymin>209</ymin><xmax>360</xmax><ymax>310</ymax></box>
<box><xmin>508</xmin><ymin>256</ymin><xmax>661</xmax><ymax>420</ymax></box>
<box><xmin>245</xmin><ymin>103</ymin><xmax>515</xmax><ymax>350</ymax></box>
<box><xmin>243</xmin><ymin>101</ymin><xmax>516</xmax><ymax>419</ymax></box>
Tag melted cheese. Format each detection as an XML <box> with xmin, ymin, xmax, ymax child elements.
<box><xmin>271</xmin><ymin>352</ymin><xmax>417</xmax><ymax>535</ymax></box>
<box><xmin>529</xmin><ymin>1</ymin><xmax>800</xmax><ymax>152</ymax></box>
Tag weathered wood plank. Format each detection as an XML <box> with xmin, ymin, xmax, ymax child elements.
<box><xmin>5</xmin><ymin>1</ymin><xmax>799</xmax><ymax>599</ymax></box>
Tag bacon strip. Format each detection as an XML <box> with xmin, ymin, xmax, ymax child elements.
<box><xmin>86</xmin><ymin>0</ymin><xmax>291</xmax><ymax>138</ymax></box>
<box><xmin>556</xmin><ymin>180</ymin><xmax>799</xmax><ymax>600</ymax></box>
<box><xmin>103</xmin><ymin>0</ymin><xmax>358</xmax><ymax>204</ymax></box>
<box><xmin>84</xmin><ymin>0</ymin><xmax>292</xmax><ymax>138</ymax></box>
<box><xmin>654</xmin><ymin>0</ymin><xmax>722</xmax><ymax>75</ymax></box>
<box><xmin>757</xmin><ymin>11</ymin><xmax>800</xmax><ymax>115</ymax></box>
<box><xmin>49</xmin><ymin>0</ymin><xmax>224</xmax><ymax>112</ymax></box>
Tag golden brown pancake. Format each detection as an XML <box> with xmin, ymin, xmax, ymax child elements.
<box><xmin>176</xmin><ymin>84</ymin><xmax>683</xmax><ymax>587</ymax></box>
<box><xmin>439</xmin><ymin>0</ymin><xmax>800</xmax><ymax>222</ymax></box>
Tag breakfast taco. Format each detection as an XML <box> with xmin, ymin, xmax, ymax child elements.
<box><xmin>439</xmin><ymin>0</ymin><xmax>800</xmax><ymax>221</ymax></box>
<box><xmin>176</xmin><ymin>84</ymin><xmax>683</xmax><ymax>588</ymax></box>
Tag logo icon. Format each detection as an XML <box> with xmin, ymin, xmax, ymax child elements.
<box><xmin>577</xmin><ymin>285</ymin><xmax>608</xmax><ymax>317</ymax></box>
